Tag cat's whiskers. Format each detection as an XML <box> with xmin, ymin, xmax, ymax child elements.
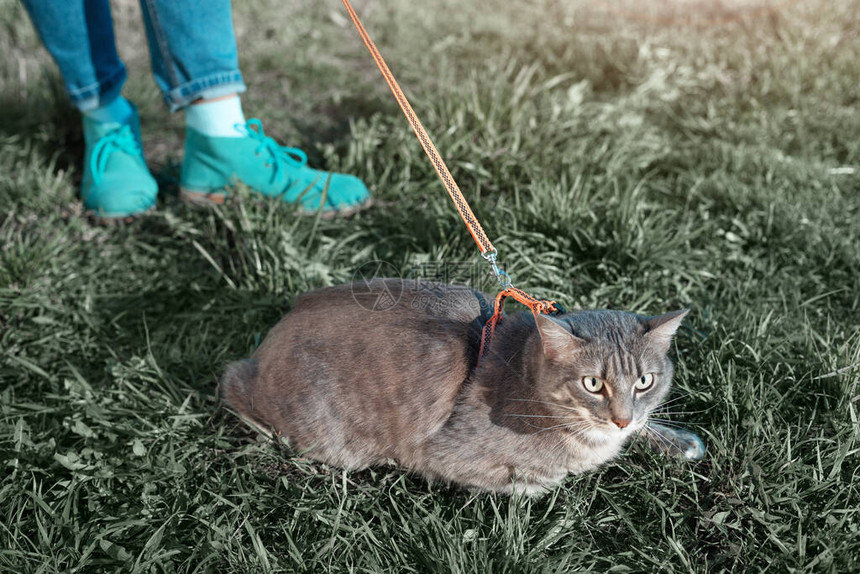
<box><xmin>656</xmin><ymin>394</ymin><xmax>693</xmax><ymax>408</ymax></box>
<box><xmin>531</xmin><ymin>420</ymin><xmax>593</xmax><ymax>435</ymax></box>
<box><xmin>653</xmin><ymin>394</ymin><xmax>712</xmax><ymax>415</ymax></box>
<box><xmin>649</xmin><ymin>418</ymin><xmax>709</xmax><ymax>432</ymax></box>
<box><xmin>643</xmin><ymin>425</ymin><xmax>674</xmax><ymax>450</ymax></box>
<box><xmin>549</xmin><ymin>424</ymin><xmax>595</xmax><ymax>453</ymax></box>
<box><xmin>500</xmin><ymin>401</ymin><xmax>596</xmax><ymax>434</ymax></box>
<box><xmin>503</xmin><ymin>413</ymin><xmax>581</xmax><ymax>419</ymax></box>
<box><xmin>653</xmin><ymin>407</ymin><xmax>713</xmax><ymax>416</ymax></box>
<box><xmin>642</xmin><ymin>428</ymin><xmax>662</xmax><ymax>450</ymax></box>
<box><xmin>518</xmin><ymin>418</ymin><xmax>590</xmax><ymax>432</ymax></box>
<box><xmin>648</xmin><ymin>418</ymin><xmax>686</xmax><ymax>427</ymax></box>
<box><xmin>508</xmin><ymin>398</ymin><xmax>579</xmax><ymax>412</ymax></box>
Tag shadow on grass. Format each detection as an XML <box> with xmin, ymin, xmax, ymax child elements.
<box><xmin>0</xmin><ymin>81</ymin><xmax>82</xmax><ymax>177</ymax></box>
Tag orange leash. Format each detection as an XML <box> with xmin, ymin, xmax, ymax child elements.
<box><xmin>341</xmin><ymin>0</ymin><xmax>562</xmax><ymax>362</ymax></box>
<box><xmin>479</xmin><ymin>288</ymin><xmax>562</xmax><ymax>360</ymax></box>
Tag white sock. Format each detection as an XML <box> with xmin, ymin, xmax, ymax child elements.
<box><xmin>84</xmin><ymin>96</ymin><xmax>133</xmax><ymax>124</ymax></box>
<box><xmin>185</xmin><ymin>95</ymin><xmax>247</xmax><ymax>138</ymax></box>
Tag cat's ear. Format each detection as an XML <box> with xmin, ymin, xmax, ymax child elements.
<box><xmin>644</xmin><ymin>309</ymin><xmax>689</xmax><ymax>353</ymax></box>
<box><xmin>535</xmin><ymin>314</ymin><xmax>584</xmax><ymax>360</ymax></box>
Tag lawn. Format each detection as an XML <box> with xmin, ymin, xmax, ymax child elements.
<box><xmin>1</xmin><ymin>0</ymin><xmax>859</xmax><ymax>571</ymax></box>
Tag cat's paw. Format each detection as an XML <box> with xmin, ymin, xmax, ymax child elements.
<box><xmin>676</xmin><ymin>431</ymin><xmax>706</xmax><ymax>460</ymax></box>
<box><xmin>644</xmin><ymin>422</ymin><xmax>706</xmax><ymax>461</ymax></box>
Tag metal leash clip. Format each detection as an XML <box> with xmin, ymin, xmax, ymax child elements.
<box><xmin>481</xmin><ymin>249</ymin><xmax>512</xmax><ymax>290</ymax></box>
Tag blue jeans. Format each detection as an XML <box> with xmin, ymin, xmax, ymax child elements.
<box><xmin>20</xmin><ymin>0</ymin><xmax>247</xmax><ymax>112</ymax></box>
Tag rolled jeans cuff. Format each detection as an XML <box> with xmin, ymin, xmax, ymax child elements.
<box><xmin>163</xmin><ymin>71</ymin><xmax>246</xmax><ymax>112</ymax></box>
<box><xmin>68</xmin><ymin>64</ymin><xmax>127</xmax><ymax>112</ymax></box>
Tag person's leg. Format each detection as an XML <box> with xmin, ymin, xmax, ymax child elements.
<box><xmin>138</xmin><ymin>0</ymin><xmax>246</xmax><ymax>112</ymax></box>
<box><xmin>21</xmin><ymin>0</ymin><xmax>125</xmax><ymax>111</ymax></box>
<box><xmin>139</xmin><ymin>0</ymin><xmax>371</xmax><ymax>215</ymax></box>
<box><xmin>20</xmin><ymin>0</ymin><xmax>157</xmax><ymax>219</ymax></box>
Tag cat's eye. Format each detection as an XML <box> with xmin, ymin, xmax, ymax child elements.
<box><xmin>635</xmin><ymin>373</ymin><xmax>655</xmax><ymax>391</ymax></box>
<box><xmin>581</xmin><ymin>376</ymin><xmax>604</xmax><ymax>393</ymax></box>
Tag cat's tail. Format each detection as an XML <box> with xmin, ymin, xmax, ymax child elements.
<box><xmin>219</xmin><ymin>359</ymin><xmax>272</xmax><ymax>438</ymax></box>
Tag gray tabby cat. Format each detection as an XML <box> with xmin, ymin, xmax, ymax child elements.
<box><xmin>221</xmin><ymin>279</ymin><xmax>704</xmax><ymax>495</ymax></box>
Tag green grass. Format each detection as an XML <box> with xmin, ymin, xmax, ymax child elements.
<box><xmin>2</xmin><ymin>0</ymin><xmax>859</xmax><ymax>571</ymax></box>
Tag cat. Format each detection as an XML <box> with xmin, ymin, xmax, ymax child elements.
<box><xmin>221</xmin><ymin>279</ymin><xmax>703</xmax><ymax>495</ymax></box>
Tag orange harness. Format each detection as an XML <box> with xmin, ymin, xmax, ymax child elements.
<box><xmin>342</xmin><ymin>0</ymin><xmax>562</xmax><ymax>361</ymax></box>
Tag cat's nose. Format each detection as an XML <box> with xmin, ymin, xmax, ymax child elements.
<box><xmin>612</xmin><ymin>417</ymin><xmax>631</xmax><ymax>429</ymax></box>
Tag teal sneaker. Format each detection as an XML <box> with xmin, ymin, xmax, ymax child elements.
<box><xmin>81</xmin><ymin>107</ymin><xmax>158</xmax><ymax>220</ymax></box>
<box><xmin>180</xmin><ymin>119</ymin><xmax>371</xmax><ymax>216</ymax></box>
